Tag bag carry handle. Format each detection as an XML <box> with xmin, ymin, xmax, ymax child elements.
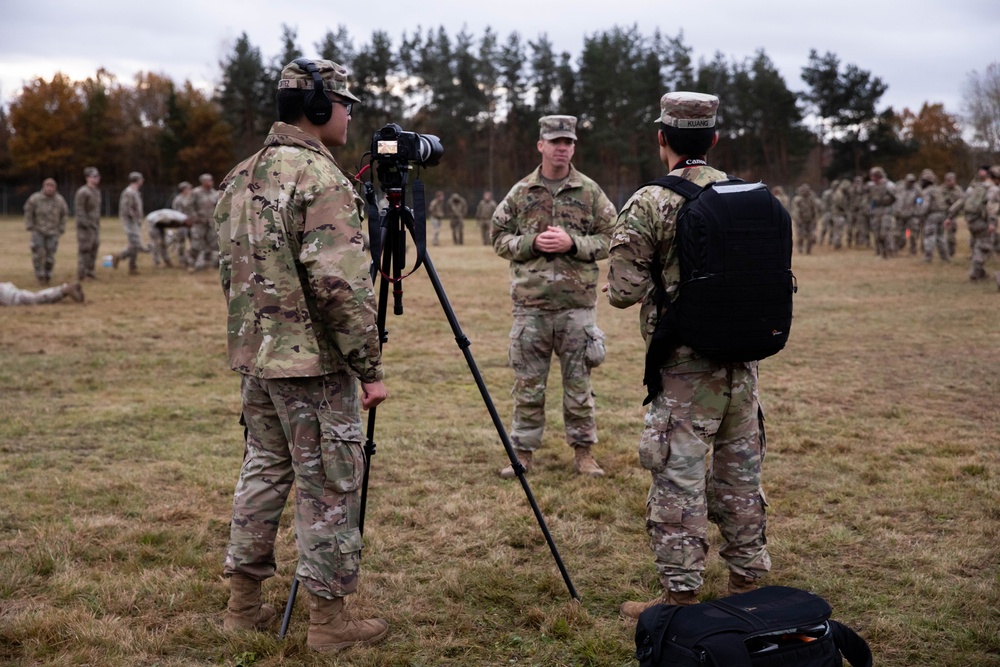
<box><xmin>830</xmin><ymin>620</ymin><xmax>873</xmax><ymax>667</ymax></box>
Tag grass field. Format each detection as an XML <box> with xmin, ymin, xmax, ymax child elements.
<box><xmin>1</xmin><ymin>214</ymin><xmax>998</xmax><ymax>667</ymax></box>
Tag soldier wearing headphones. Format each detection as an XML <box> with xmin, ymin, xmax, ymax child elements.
<box><xmin>216</xmin><ymin>58</ymin><xmax>389</xmax><ymax>653</ymax></box>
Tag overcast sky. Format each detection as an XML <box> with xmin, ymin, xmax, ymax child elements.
<box><xmin>3</xmin><ymin>0</ymin><xmax>998</xmax><ymax>121</ymax></box>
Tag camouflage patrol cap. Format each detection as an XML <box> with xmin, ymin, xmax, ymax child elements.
<box><xmin>83</xmin><ymin>166</ymin><xmax>99</xmax><ymax>178</ymax></box>
<box><xmin>539</xmin><ymin>115</ymin><xmax>578</xmax><ymax>141</ymax></box>
<box><xmin>128</xmin><ymin>171</ymin><xmax>143</xmax><ymax>182</ymax></box>
<box><xmin>278</xmin><ymin>58</ymin><xmax>361</xmax><ymax>103</ymax></box>
<box><xmin>653</xmin><ymin>91</ymin><xmax>719</xmax><ymax>128</ymax></box>
<box><xmin>920</xmin><ymin>168</ymin><xmax>937</xmax><ymax>183</ymax></box>
<box><xmin>870</xmin><ymin>166</ymin><xmax>886</xmax><ymax>179</ymax></box>
<box><xmin>199</xmin><ymin>173</ymin><xmax>213</xmax><ymax>183</ymax></box>
<box><xmin>990</xmin><ymin>165</ymin><xmax>1000</xmax><ymax>180</ymax></box>
<box><xmin>178</xmin><ymin>181</ymin><xmax>192</xmax><ymax>190</ymax></box>
<box><xmin>905</xmin><ymin>173</ymin><xmax>916</xmax><ymax>182</ymax></box>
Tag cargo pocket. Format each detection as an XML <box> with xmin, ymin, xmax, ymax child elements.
<box><xmin>333</xmin><ymin>527</ymin><xmax>363</xmax><ymax>596</ymax></box>
<box><xmin>508</xmin><ymin>321</ymin><xmax>526</xmax><ymax>369</ymax></box>
<box><xmin>318</xmin><ymin>412</ymin><xmax>365</xmax><ymax>494</ymax></box>
<box><xmin>638</xmin><ymin>409</ymin><xmax>673</xmax><ymax>473</ymax></box>
<box><xmin>583</xmin><ymin>323</ymin><xmax>606</xmax><ymax>369</ymax></box>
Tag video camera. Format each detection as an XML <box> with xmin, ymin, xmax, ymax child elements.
<box><xmin>370</xmin><ymin>123</ymin><xmax>443</xmax><ymax>191</ymax></box>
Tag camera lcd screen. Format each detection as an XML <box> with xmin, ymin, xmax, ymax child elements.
<box><xmin>377</xmin><ymin>141</ymin><xmax>399</xmax><ymax>156</ymax></box>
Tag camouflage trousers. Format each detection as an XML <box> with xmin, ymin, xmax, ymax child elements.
<box><xmin>478</xmin><ymin>220</ymin><xmax>491</xmax><ymax>245</ymax></box>
<box><xmin>30</xmin><ymin>231</ymin><xmax>60</xmax><ymax>282</ymax></box>
<box><xmin>640</xmin><ymin>363</ymin><xmax>770</xmax><ymax>594</ymax></box>
<box><xmin>450</xmin><ymin>217</ymin><xmax>464</xmax><ymax>245</ymax></box>
<box><xmin>168</xmin><ymin>227</ymin><xmax>190</xmax><ymax>267</ymax></box>
<box><xmin>794</xmin><ymin>219</ymin><xmax>815</xmax><ymax>254</ymax></box>
<box><xmin>430</xmin><ymin>217</ymin><xmax>441</xmax><ymax>246</ymax></box>
<box><xmin>76</xmin><ymin>224</ymin><xmax>100</xmax><ymax>279</ymax></box>
<box><xmin>507</xmin><ymin>308</ymin><xmax>602</xmax><ymax>452</ymax></box>
<box><xmin>189</xmin><ymin>221</ymin><xmax>212</xmax><ymax>270</ymax></box>
<box><xmin>922</xmin><ymin>213</ymin><xmax>949</xmax><ymax>262</ymax></box>
<box><xmin>0</xmin><ymin>281</ymin><xmax>67</xmax><ymax>306</ymax></box>
<box><xmin>148</xmin><ymin>225</ymin><xmax>170</xmax><ymax>267</ymax></box>
<box><xmin>969</xmin><ymin>228</ymin><xmax>995</xmax><ymax>279</ymax></box>
<box><xmin>224</xmin><ymin>372</ymin><xmax>366</xmax><ymax>600</ymax></box>
<box><xmin>118</xmin><ymin>221</ymin><xmax>143</xmax><ymax>270</ymax></box>
<box><xmin>903</xmin><ymin>215</ymin><xmax>922</xmax><ymax>254</ymax></box>
<box><xmin>873</xmin><ymin>209</ymin><xmax>895</xmax><ymax>258</ymax></box>
<box><xmin>829</xmin><ymin>215</ymin><xmax>847</xmax><ymax>249</ymax></box>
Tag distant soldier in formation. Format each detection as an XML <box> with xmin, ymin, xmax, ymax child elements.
<box><xmin>894</xmin><ymin>173</ymin><xmax>922</xmax><ymax>255</ymax></box>
<box><xmin>23</xmin><ymin>178</ymin><xmax>69</xmax><ymax>284</ymax></box>
<box><xmin>918</xmin><ymin>168</ymin><xmax>950</xmax><ymax>263</ymax></box>
<box><xmin>867</xmin><ymin>167</ymin><xmax>897</xmax><ymax>259</ymax></box>
<box><xmin>941</xmin><ymin>172</ymin><xmax>964</xmax><ymax>258</ymax></box>
<box><xmin>946</xmin><ymin>165</ymin><xmax>998</xmax><ymax>281</ymax></box>
<box><xmin>771</xmin><ymin>185</ymin><xmax>790</xmax><ymax>214</ymax></box>
<box><xmin>112</xmin><ymin>172</ymin><xmax>145</xmax><ymax>275</ymax></box>
<box><xmin>829</xmin><ymin>179</ymin><xmax>852</xmax><ymax>250</ymax></box>
<box><xmin>427</xmin><ymin>190</ymin><xmax>445</xmax><ymax>246</ymax></box>
<box><xmin>790</xmin><ymin>183</ymin><xmax>820</xmax><ymax>254</ymax></box>
<box><xmin>447</xmin><ymin>192</ymin><xmax>468</xmax><ymax>245</ymax></box>
<box><xmin>188</xmin><ymin>173</ymin><xmax>219</xmax><ymax>271</ymax></box>
<box><xmin>849</xmin><ymin>176</ymin><xmax>869</xmax><ymax>248</ymax></box>
<box><xmin>492</xmin><ymin>114</ymin><xmax>615</xmax><ymax>479</ymax></box>
<box><xmin>74</xmin><ymin>167</ymin><xmax>102</xmax><ymax>280</ymax></box>
<box><xmin>170</xmin><ymin>181</ymin><xmax>194</xmax><ymax>268</ymax></box>
<box><xmin>475</xmin><ymin>190</ymin><xmax>497</xmax><ymax>245</ymax></box>
<box><xmin>818</xmin><ymin>180</ymin><xmax>836</xmax><ymax>246</ymax></box>
<box><xmin>1</xmin><ymin>280</ymin><xmax>84</xmax><ymax>306</ymax></box>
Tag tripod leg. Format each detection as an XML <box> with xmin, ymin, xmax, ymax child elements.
<box><xmin>420</xmin><ymin>251</ymin><xmax>580</xmax><ymax>601</ymax></box>
<box><xmin>278</xmin><ymin>577</ymin><xmax>298</xmax><ymax>639</ymax></box>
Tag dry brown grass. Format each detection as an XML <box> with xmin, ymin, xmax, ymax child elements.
<box><xmin>1</xmin><ymin>215</ymin><xmax>998</xmax><ymax>666</ymax></box>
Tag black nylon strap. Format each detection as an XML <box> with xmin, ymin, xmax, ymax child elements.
<box><xmin>830</xmin><ymin>620</ymin><xmax>873</xmax><ymax>667</ymax></box>
<box><xmin>364</xmin><ymin>180</ymin><xmax>383</xmax><ymax>285</ymax></box>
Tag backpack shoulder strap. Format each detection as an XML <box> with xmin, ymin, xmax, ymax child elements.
<box><xmin>830</xmin><ymin>620</ymin><xmax>873</xmax><ymax>667</ymax></box>
<box><xmin>645</xmin><ymin>175</ymin><xmax>704</xmax><ymax>200</ymax></box>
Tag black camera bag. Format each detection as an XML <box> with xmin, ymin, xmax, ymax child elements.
<box><xmin>634</xmin><ymin>586</ymin><xmax>872</xmax><ymax>667</ymax></box>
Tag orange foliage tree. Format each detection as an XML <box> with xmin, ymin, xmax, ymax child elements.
<box><xmin>888</xmin><ymin>103</ymin><xmax>970</xmax><ymax>179</ymax></box>
<box><xmin>8</xmin><ymin>73</ymin><xmax>86</xmax><ymax>187</ymax></box>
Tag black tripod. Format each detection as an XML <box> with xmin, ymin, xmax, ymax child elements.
<box><xmin>278</xmin><ymin>165</ymin><xmax>578</xmax><ymax>639</ymax></box>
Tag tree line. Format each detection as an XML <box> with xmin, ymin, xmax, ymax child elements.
<box><xmin>0</xmin><ymin>24</ymin><xmax>995</xmax><ymax>211</ymax></box>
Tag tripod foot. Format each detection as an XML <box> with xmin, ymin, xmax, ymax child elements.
<box><xmin>499</xmin><ymin>449</ymin><xmax>532</xmax><ymax>479</ymax></box>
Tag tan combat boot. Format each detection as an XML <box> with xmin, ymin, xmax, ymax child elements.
<box><xmin>620</xmin><ymin>589</ymin><xmax>699</xmax><ymax>620</ymax></box>
<box><xmin>63</xmin><ymin>282</ymin><xmax>85</xmax><ymax>303</ymax></box>
<box><xmin>727</xmin><ymin>572</ymin><xmax>759</xmax><ymax>596</ymax></box>
<box><xmin>306</xmin><ymin>593</ymin><xmax>388</xmax><ymax>653</ymax></box>
<box><xmin>498</xmin><ymin>449</ymin><xmax>533</xmax><ymax>479</ymax></box>
<box><xmin>573</xmin><ymin>446</ymin><xmax>604</xmax><ymax>478</ymax></box>
<box><xmin>222</xmin><ymin>574</ymin><xmax>277</xmax><ymax>631</ymax></box>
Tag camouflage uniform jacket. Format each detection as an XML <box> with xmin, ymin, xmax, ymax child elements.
<box><xmin>921</xmin><ymin>184</ymin><xmax>950</xmax><ymax>215</ymax></box>
<box><xmin>119</xmin><ymin>186</ymin><xmax>143</xmax><ymax>226</ymax></box>
<box><xmin>607</xmin><ymin>164</ymin><xmax>738</xmax><ymax>372</ymax></box>
<box><xmin>190</xmin><ymin>186</ymin><xmax>219</xmax><ymax>224</ymax></box>
<box><xmin>427</xmin><ymin>197</ymin><xmax>445</xmax><ymax>218</ymax></box>
<box><xmin>941</xmin><ymin>184</ymin><xmax>965</xmax><ymax>210</ymax></box>
<box><xmin>830</xmin><ymin>186</ymin><xmax>851</xmax><ymax>218</ymax></box>
<box><xmin>171</xmin><ymin>192</ymin><xmax>194</xmax><ymax>216</ymax></box>
<box><xmin>867</xmin><ymin>180</ymin><xmax>896</xmax><ymax>213</ymax></box>
<box><xmin>894</xmin><ymin>184</ymin><xmax>921</xmax><ymax>217</ymax></box>
<box><xmin>74</xmin><ymin>185</ymin><xmax>101</xmax><ymax>229</ymax></box>
<box><xmin>491</xmin><ymin>164</ymin><xmax>616</xmax><ymax>312</ymax></box>
<box><xmin>475</xmin><ymin>198</ymin><xmax>497</xmax><ymax>221</ymax></box>
<box><xmin>447</xmin><ymin>194</ymin><xmax>467</xmax><ymax>219</ymax></box>
<box><xmin>948</xmin><ymin>180</ymin><xmax>999</xmax><ymax>229</ymax></box>
<box><xmin>216</xmin><ymin>121</ymin><xmax>382</xmax><ymax>383</ymax></box>
<box><xmin>24</xmin><ymin>191</ymin><xmax>69</xmax><ymax>235</ymax></box>
<box><xmin>790</xmin><ymin>192</ymin><xmax>820</xmax><ymax>222</ymax></box>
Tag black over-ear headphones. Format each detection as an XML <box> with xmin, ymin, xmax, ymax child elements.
<box><xmin>293</xmin><ymin>57</ymin><xmax>333</xmax><ymax>125</ymax></box>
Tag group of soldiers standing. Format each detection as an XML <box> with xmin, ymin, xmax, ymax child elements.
<box><xmin>426</xmin><ymin>189</ymin><xmax>497</xmax><ymax>246</ymax></box>
<box><xmin>19</xmin><ymin>168</ymin><xmax>222</xmax><ymax>284</ymax></box>
<box><xmin>782</xmin><ymin>165</ymin><xmax>1000</xmax><ymax>285</ymax></box>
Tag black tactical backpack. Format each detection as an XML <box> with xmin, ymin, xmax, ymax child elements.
<box><xmin>643</xmin><ymin>176</ymin><xmax>795</xmax><ymax>404</ymax></box>
<box><xmin>634</xmin><ymin>586</ymin><xmax>872</xmax><ymax>667</ymax></box>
